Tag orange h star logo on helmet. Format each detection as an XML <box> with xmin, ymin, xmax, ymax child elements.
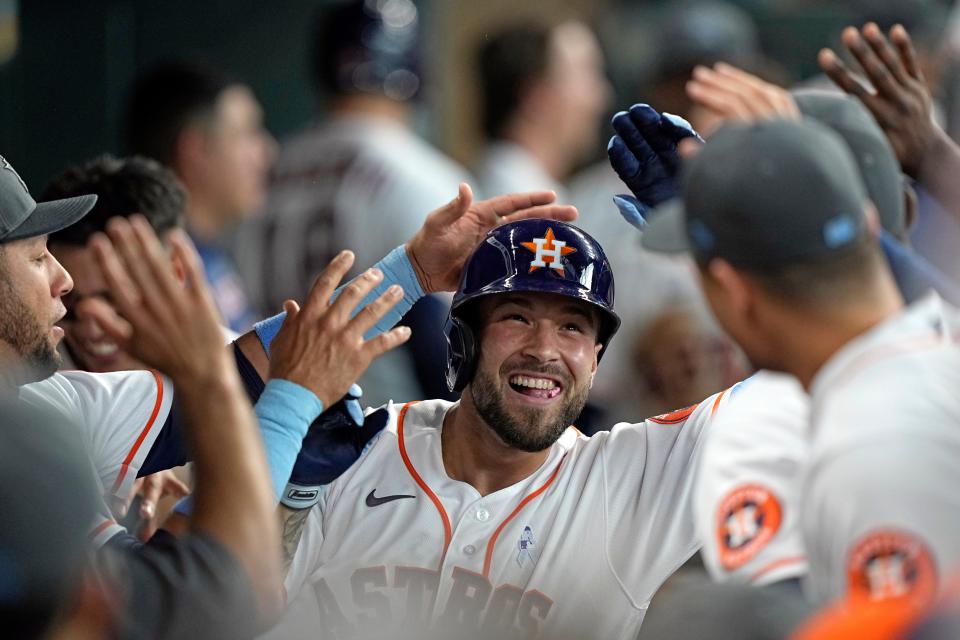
<box><xmin>521</xmin><ymin>227</ymin><xmax>577</xmax><ymax>274</ymax></box>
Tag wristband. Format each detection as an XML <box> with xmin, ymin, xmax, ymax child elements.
<box><xmin>256</xmin><ymin>379</ymin><xmax>324</xmax><ymax>501</ymax></box>
<box><xmin>254</xmin><ymin>244</ymin><xmax>424</xmax><ymax>355</ymax></box>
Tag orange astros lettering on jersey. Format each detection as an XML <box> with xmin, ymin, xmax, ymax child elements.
<box><xmin>649</xmin><ymin>404</ymin><xmax>698</xmax><ymax>425</ymax></box>
<box><xmin>846</xmin><ymin>529</ymin><xmax>937</xmax><ymax>605</ymax></box>
<box><xmin>717</xmin><ymin>484</ymin><xmax>783</xmax><ymax>571</ymax></box>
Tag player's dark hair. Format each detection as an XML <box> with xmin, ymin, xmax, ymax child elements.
<box><xmin>42</xmin><ymin>155</ymin><xmax>186</xmax><ymax>246</ymax></box>
<box><xmin>123</xmin><ymin>60</ymin><xmax>240</xmax><ymax>167</ymax></box>
<box><xmin>731</xmin><ymin>235</ymin><xmax>887</xmax><ymax>308</ymax></box>
<box><xmin>477</xmin><ymin>24</ymin><xmax>552</xmax><ymax>139</ymax></box>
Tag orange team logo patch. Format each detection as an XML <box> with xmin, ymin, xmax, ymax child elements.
<box><xmin>846</xmin><ymin>530</ymin><xmax>937</xmax><ymax>604</ymax></box>
<box><xmin>648</xmin><ymin>404</ymin><xmax>698</xmax><ymax>425</ymax></box>
<box><xmin>717</xmin><ymin>484</ymin><xmax>783</xmax><ymax>571</ymax></box>
<box><xmin>521</xmin><ymin>227</ymin><xmax>576</xmax><ymax>274</ymax></box>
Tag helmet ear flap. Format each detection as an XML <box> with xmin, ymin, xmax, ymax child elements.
<box><xmin>445</xmin><ymin>315</ymin><xmax>476</xmax><ymax>393</ymax></box>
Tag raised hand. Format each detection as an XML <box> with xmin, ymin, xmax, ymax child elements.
<box><xmin>818</xmin><ymin>23</ymin><xmax>944</xmax><ymax>178</ymax></box>
<box><xmin>686</xmin><ymin>62</ymin><xmax>800</xmax><ymax>123</ymax></box>
<box><xmin>405</xmin><ymin>183</ymin><xmax>578</xmax><ymax>293</ymax></box>
<box><xmin>267</xmin><ymin>250</ymin><xmax>411</xmax><ymax>410</ymax></box>
<box><xmin>86</xmin><ymin>216</ymin><xmax>231</xmax><ymax>385</ymax></box>
<box><xmin>607</xmin><ymin>104</ymin><xmax>703</xmax><ymax>229</ymax></box>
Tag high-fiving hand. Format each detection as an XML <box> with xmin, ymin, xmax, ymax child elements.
<box><xmin>818</xmin><ymin>23</ymin><xmax>943</xmax><ymax>178</ymax></box>
<box><xmin>405</xmin><ymin>183</ymin><xmax>578</xmax><ymax>293</ymax></box>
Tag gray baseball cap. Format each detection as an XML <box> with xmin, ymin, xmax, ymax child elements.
<box><xmin>0</xmin><ymin>155</ymin><xmax>97</xmax><ymax>243</ymax></box>
<box><xmin>793</xmin><ymin>89</ymin><xmax>905</xmax><ymax>238</ymax></box>
<box><xmin>641</xmin><ymin>118</ymin><xmax>870</xmax><ymax>268</ymax></box>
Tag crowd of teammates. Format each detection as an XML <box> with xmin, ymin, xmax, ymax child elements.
<box><xmin>5</xmin><ymin>2</ymin><xmax>960</xmax><ymax>639</ymax></box>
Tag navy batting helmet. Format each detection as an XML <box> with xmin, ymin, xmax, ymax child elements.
<box><xmin>445</xmin><ymin>219</ymin><xmax>620</xmax><ymax>392</ymax></box>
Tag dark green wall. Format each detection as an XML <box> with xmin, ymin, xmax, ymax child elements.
<box><xmin>0</xmin><ymin>0</ymin><xmax>325</xmax><ymax>189</ymax></box>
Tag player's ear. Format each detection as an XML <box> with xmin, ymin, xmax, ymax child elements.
<box><xmin>174</xmin><ymin>126</ymin><xmax>207</xmax><ymax>179</ymax></box>
<box><xmin>864</xmin><ymin>201</ymin><xmax>881</xmax><ymax>238</ymax></box>
<box><xmin>705</xmin><ymin>258</ymin><xmax>752</xmax><ymax>318</ymax></box>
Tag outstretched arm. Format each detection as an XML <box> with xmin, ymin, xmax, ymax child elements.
<box><xmin>87</xmin><ymin>217</ymin><xmax>284</xmax><ymax>623</ymax></box>
<box><xmin>237</xmin><ymin>183</ymin><xmax>577</xmax><ymax>378</ymax></box>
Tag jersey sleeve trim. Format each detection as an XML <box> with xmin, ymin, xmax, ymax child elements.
<box><xmin>397</xmin><ymin>400</ymin><xmax>453</xmax><ymax>569</ymax></box>
<box><xmin>109</xmin><ymin>370</ymin><xmax>164</xmax><ymax>496</ymax></box>
<box><xmin>749</xmin><ymin>555</ymin><xmax>808</xmax><ymax>585</ymax></box>
<box><xmin>89</xmin><ymin>518</ymin><xmax>125</xmax><ymax>549</ymax></box>
<box><xmin>710</xmin><ymin>389</ymin><xmax>728</xmax><ymax>416</ymax></box>
<box><xmin>648</xmin><ymin>404</ymin><xmax>699</xmax><ymax>425</ymax></box>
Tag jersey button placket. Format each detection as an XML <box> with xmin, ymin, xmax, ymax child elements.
<box><xmin>475</xmin><ymin>506</ymin><xmax>490</xmax><ymax>522</ymax></box>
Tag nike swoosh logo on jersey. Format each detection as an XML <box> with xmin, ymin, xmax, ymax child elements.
<box><xmin>365</xmin><ymin>489</ymin><xmax>416</xmax><ymax>507</ymax></box>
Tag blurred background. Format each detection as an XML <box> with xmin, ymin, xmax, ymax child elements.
<box><xmin>3</xmin><ymin>0</ymin><xmax>956</xmax><ymax>184</ymax></box>
<box><xmin>3</xmin><ymin>0</ymin><xmax>960</xmax><ymax>423</ymax></box>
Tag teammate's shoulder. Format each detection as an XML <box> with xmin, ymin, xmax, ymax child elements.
<box><xmin>649</xmin><ymin>386</ymin><xmax>735</xmax><ymax>426</ymax></box>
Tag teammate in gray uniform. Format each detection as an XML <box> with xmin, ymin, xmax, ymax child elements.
<box><xmin>641</xmin><ymin>118</ymin><xmax>960</xmax><ymax>606</ymax></box>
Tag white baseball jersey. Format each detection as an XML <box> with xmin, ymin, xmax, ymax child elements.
<box><xmin>268</xmin><ymin>390</ymin><xmax>735</xmax><ymax>639</ymax></box>
<box><xmin>694</xmin><ymin>371</ymin><xmax>810</xmax><ymax>587</ymax></box>
<box><xmin>18</xmin><ymin>370</ymin><xmax>174</xmax><ymax>546</ymax></box>
<box><xmin>803</xmin><ymin>294</ymin><xmax>960</xmax><ymax>605</ymax></box>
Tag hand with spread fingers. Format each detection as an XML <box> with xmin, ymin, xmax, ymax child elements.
<box><xmin>87</xmin><ymin>214</ymin><xmax>284</xmax><ymax>621</ymax></box>
<box><xmin>606</xmin><ymin>103</ymin><xmax>703</xmax><ymax>230</ymax></box>
<box><xmin>86</xmin><ymin>216</ymin><xmax>232</xmax><ymax>384</ymax></box>
<box><xmin>818</xmin><ymin>23</ymin><xmax>950</xmax><ymax>179</ymax></box>
<box><xmin>686</xmin><ymin>62</ymin><xmax>800</xmax><ymax>123</ymax></box>
<box><xmin>267</xmin><ymin>250</ymin><xmax>411</xmax><ymax>411</ymax></box>
<box><xmin>405</xmin><ymin>183</ymin><xmax>578</xmax><ymax>293</ymax></box>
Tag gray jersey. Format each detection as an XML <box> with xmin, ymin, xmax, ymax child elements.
<box><xmin>694</xmin><ymin>371</ymin><xmax>809</xmax><ymax>587</ymax></box>
<box><xmin>804</xmin><ymin>294</ymin><xmax>960</xmax><ymax>605</ymax></box>
<box><xmin>238</xmin><ymin>114</ymin><xmax>472</xmax><ymax>314</ymax></box>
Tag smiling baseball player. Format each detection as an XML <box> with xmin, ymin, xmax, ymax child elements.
<box><xmin>260</xmin><ymin>218</ymin><xmax>735</xmax><ymax>640</ymax></box>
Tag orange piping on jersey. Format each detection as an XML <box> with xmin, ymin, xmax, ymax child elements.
<box><xmin>110</xmin><ymin>370</ymin><xmax>164</xmax><ymax>495</ymax></box>
<box><xmin>648</xmin><ymin>404</ymin><xmax>699</xmax><ymax>425</ymax></box>
<box><xmin>89</xmin><ymin>519</ymin><xmax>117</xmax><ymax>540</ymax></box>
<box><xmin>482</xmin><ymin>453</ymin><xmax>567</xmax><ymax>578</ymax></box>
<box><xmin>749</xmin><ymin>555</ymin><xmax>807</xmax><ymax>584</ymax></box>
<box><xmin>397</xmin><ymin>401</ymin><xmax>453</xmax><ymax>568</ymax></box>
<box><xmin>710</xmin><ymin>389</ymin><xmax>728</xmax><ymax>416</ymax></box>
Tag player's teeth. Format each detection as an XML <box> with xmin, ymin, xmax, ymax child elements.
<box><xmin>88</xmin><ymin>342</ymin><xmax>118</xmax><ymax>356</ymax></box>
<box><xmin>510</xmin><ymin>375</ymin><xmax>556</xmax><ymax>390</ymax></box>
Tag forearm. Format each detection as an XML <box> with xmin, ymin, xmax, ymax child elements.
<box><xmin>174</xmin><ymin>367</ymin><xmax>283</xmax><ymax>622</ymax></box>
<box><xmin>278</xmin><ymin>504</ymin><xmax>313</xmax><ymax>577</ymax></box>
<box><xmin>915</xmin><ymin>130</ymin><xmax>960</xmax><ymax>220</ymax></box>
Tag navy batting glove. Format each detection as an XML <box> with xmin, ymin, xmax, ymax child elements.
<box><xmin>607</xmin><ymin>103</ymin><xmax>703</xmax><ymax>227</ymax></box>
<box><xmin>281</xmin><ymin>384</ymin><xmax>387</xmax><ymax>510</ymax></box>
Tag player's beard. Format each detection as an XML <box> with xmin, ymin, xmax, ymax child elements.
<box><xmin>470</xmin><ymin>363</ymin><xmax>588</xmax><ymax>453</ymax></box>
<box><xmin>0</xmin><ymin>275</ymin><xmax>61</xmax><ymax>384</ymax></box>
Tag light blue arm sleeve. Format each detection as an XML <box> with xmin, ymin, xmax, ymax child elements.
<box><xmin>255</xmin><ymin>379</ymin><xmax>323</xmax><ymax>500</ymax></box>
<box><xmin>173</xmin><ymin>378</ymin><xmax>324</xmax><ymax>514</ymax></box>
<box><xmin>254</xmin><ymin>244</ymin><xmax>425</xmax><ymax>355</ymax></box>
